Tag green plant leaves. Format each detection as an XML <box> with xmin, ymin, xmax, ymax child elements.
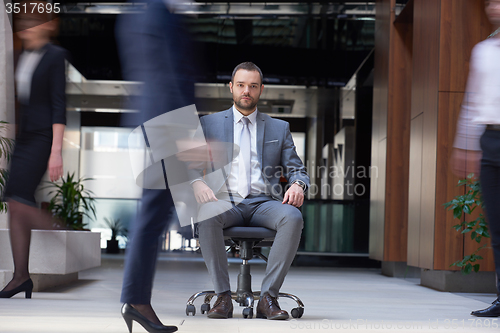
<box><xmin>461</xmin><ymin>227</ymin><xmax>473</xmax><ymax>234</ymax></box>
<box><xmin>43</xmin><ymin>172</ymin><xmax>96</xmax><ymax>230</ymax></box>
<box><xmin>444</xmin><ymin>173</ymin><xmax>490</xmax><ymax>274</ymax></box>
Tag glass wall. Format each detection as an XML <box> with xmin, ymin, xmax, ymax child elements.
<box><xmin>81</xmin><ymin>126</ymin><xmax>141</xmax><ymax>249</ymax></box>
<box><xmin>80</xmin><ymin>126</ymin><xmax>143</xmax><ymax>200</ymax></box>
<box><xmin>300</xmin><ymin>199</ymin><xmax>369</xmax><ymax>255</ymax></box>
<box><xmin>80</xmin><ymin>126</ymin><xmax>194</xmax><ymax>250</ymax></box>
<box><xmin>79</xmin><ymin>125</ymin><xmax>307</xmax><ymax>251</ymax></box>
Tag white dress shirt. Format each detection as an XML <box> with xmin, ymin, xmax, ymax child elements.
<box><xmin>225</xmin><ymin>106</ymin><xmax>268</xmax><ymax>196</ymax></box>
<box><xmin>454</xmin><ymin>37</ymin><xmax>500</xmax><ymax>151</ymax></box>
<box><xmin>15</xmin><ymin>49</ymin><xmax>46</xmax><ymax>104</ymax></box>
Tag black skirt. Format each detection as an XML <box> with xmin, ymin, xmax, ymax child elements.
<box><xmin>4</xmin><ymin>129</ymin><xmax>53</xmax><ymax>206</ymax></box>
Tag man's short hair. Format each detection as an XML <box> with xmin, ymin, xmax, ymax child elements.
<box><xmin>231</xmin><ymin>62</ymin><xmax>263</xmax><ymax>84</ymax></box>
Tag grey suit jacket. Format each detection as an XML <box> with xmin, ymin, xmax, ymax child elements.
<box><xmin>192</xmin><ymin>108</ymin><xmax>310</xmax><ymax>200</ymax></box>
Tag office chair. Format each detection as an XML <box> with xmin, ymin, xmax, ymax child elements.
<box><xmin>185</xmin><ymin>226</ymin><xmax>305</xmax><ymax>319</ymax></box>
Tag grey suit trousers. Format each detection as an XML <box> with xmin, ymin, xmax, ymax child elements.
<box><xmin>197</xmin><ymin>193</ymin><xmax>304</xmax><ymax>297</ymax></box>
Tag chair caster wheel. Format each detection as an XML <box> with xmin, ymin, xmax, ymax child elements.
<box><xmin>242</xmin><ymin>307</ymin><xmax>253</xmax><ymax>319</ymax></box>
<box><xmin>186</xmin><ymin>304</ymin><xmax>196</xmax><ymax>316</ymax></box>
<box><xmin>291</xmin><ymin>307</ymin><xmax>304</xmax><ymax>318</ymax></box>
<box><xmin>201</xmin><ymin>303</ymin><xmax>211</xmax><ymax>314</ymax></box>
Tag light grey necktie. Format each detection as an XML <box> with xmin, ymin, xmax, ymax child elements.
<box><xmin>238</xmin><ymin>117</ymin><xmax>251</xmax><ymax>197</ymax></box>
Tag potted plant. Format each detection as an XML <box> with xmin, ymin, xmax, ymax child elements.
<box><xmin>444</xmin><ymin>174</ymin><xmax>491</xmax><ymax>274</ymax></box>
<box><xmin>0</xmin><ymin>120</ymin><xmax>14</xmax><ymax>213</ymax></box>
<box><xmin>44</xmin><ymin>172</ymin><xmax>96</xmax><ymax>230</ymax></box>
<box><xmin>102</xmin><ymin>217</ymin><xmax>127</xmax><ymax>254</ymax></box>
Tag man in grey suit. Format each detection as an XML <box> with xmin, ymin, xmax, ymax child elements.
<box><xmin>191</xmin><ymin>62</ymin><xmax>309</xmax><ymax>320</ymax></box>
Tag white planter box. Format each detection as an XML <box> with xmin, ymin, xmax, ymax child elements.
<box><xmin>0</xmin><ymin>229</ymin><xmax>101</xmax><ymax>275</ymax></box>
<box><xmin>0</xmin><ymin>270</ymin><xmax>13</xmax><ymax>289</ymax></box>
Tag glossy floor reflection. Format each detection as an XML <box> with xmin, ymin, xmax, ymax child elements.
<box><xmin>0</xmin><ymin>252</ymin><xmax>497</xmax><ymax>333</ymax></box>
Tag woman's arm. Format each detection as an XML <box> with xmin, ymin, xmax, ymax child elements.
<box><xmin>48</xmin><ymin>123</ymin><xmax>65</xmax><ymax>181</ymax></box>
<box><xmin>48</xmin><ymin>47</ymin><xmax>68</xmax><ymax>181</ymax></box>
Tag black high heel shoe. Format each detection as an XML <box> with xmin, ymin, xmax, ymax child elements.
<box><xmin>121</xmin><ymin>303</ymin><xmax>177</xmax><ymax>333</ymax></box>
<box><xmin>0</xmin><ymin>278</ymin><xmax>33</xmax><ymax>299</ymax></box>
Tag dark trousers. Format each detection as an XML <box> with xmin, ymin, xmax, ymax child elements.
<box><xmin>117</xmin><ymin>0</ymin><xmax>196</xmax><ymax>304</ymax></box>
<box><xmin>480</xmin><ymin>129</ymin><xmax>500</xmax><ymax>296</ymax></box>
<box><xmin>120</xmin><ymin>189</ymin><xmax>175</xmax><ymax>304</ymax></box>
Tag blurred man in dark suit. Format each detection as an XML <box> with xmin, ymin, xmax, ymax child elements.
<box><xmin>116</xmin><ymin>1</ymin><xmax>196</xmax><ymax>331</ymax></box>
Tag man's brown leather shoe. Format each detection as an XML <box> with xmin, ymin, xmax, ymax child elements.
<box><xmin>207</xmin><ymin>293</ymin><xmax>233</xmax><ymax>319</ymax></box>
<box><xmin>256</xmin><ymin>293</ymin><xmax>289</xmax><ymax>320</ymax></box>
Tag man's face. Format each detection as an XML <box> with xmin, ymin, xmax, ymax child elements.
<box><xmin>486</xmin><ymin>0</ymin><xmax>500</xmax><ymax>27</ymax></box>
<box><xmin>229</xmin><ymin>69</ymin><xmax>264</xmax><ymax>112</ymax></box>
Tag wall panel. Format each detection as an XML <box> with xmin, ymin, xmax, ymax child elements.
<box><xmin>370</xmin><ymin>139</ymin><xmax>386</xmax><ymax>260</ymax></box>
<box><xmin>371</xmin><ymin>0</ymin><xmax>414</xmax><ymax>262</ymax></box>
<box><xmin>439</xmin><ymin>0</ymin><xmax>494</xmax><ymax>92</ymax></box>
<box><xmin>434</xmin><ymin>92</ymin><xmax>465</xmax><ymax>270</ymax></box>
<box><xmin>434</xmin><ymin>0</ymin><xmax>494</xmax><ymax>271</ymax></box>
<box><xmin>407</xmin><ymin>113</ymin><xmax>423</xmax><ymax>267</ymax></box>
<box><xmin>373</xmin><ymin>0</ymin><xmax>496</xmax><ymax>272</ymax></box>
<box><xmin>384</xmin><ymin>20</ymin><xmax>413</xmax><ymax>262</ymax></box>
<box><xmin>369</xmin><ymin>0</ymin><xmax>393</xmax><ymax>260</ymax></box>
<box><xmin>409</xmin><ymin>0</ymin><xmax>442</xmax><ymax>269</ymax></box>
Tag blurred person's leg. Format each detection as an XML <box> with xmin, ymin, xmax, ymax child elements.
<box><xmin>472</xmin><ymin>130</ymin><xmax>500</xmax><ymax>316</ymax></box>
<box><xmin>2</xmin><ymin>201</ymin><xmax>34</xmax><ymax>292</ymax></box>
<box><xmin>1</xmin><ymin>200</ymin><xmax>61</xmax><ymax>293</ymax></box>
<box><xmin>116</xmin><ymin>0</ymin><xmax>195</xmax><ymax>327</ymax></box>
<box><xmin>120</xmin><ymin>189</ymin><xmax>174</xmax><ymax>324</ymax></box>
<box><xmin>6</xmin><ymin>201</ymin><xmax>32</xmax><ymax>286</ymax></box>
<box><xmin>1</xmin><ymin>132</ymin><xmax>56</xmax><ymax>295</ymax></box>
<box><xmin>480</xmin><ymin>130</ymin><xmax>500</xmax><ymax>296</ymax></box>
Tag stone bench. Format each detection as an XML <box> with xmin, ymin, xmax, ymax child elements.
<box><xmin>0</xmin><ymin>229</ymin><xmax>101</xmax><ymax>291</ymax></box>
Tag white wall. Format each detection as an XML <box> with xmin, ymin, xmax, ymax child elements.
<box><xmin>0</xmin><ymin>1</ymin><xmax>15</xmax><ymax>226</ymax></box>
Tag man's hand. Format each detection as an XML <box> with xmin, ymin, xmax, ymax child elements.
<box><xmin>192</xmin><ymin>180</ymin><xmax>218</xmax><ymax>204</ymax></box>
<box><xmin>450</xmin><ymin>148</ymin><xmax>482</xmax><ymax>178</ymax></box>
<box><xmin>176</xmin><ymin>140</ymin><xmax>231</xmax><ymax>169</ymax></box>
<box><xmin>282</xmin><ymin>183</ymin><xmax>304</xmax><ymax>207</ymax></box>
<box><xmin>48</xmin><ymin>153</ymin><xmax>63</xmax><ymax>182</ymax></box>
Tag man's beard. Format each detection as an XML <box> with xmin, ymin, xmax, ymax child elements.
<box><xmin>234</xmin><ymin>96</ymin><xmax>258</xmax><ymax>111</ymax></box>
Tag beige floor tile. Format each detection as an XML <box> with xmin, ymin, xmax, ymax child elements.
<box><xmin>0</xmin><ymin>253</ymin><xmax>497</xmax><ymax>333</ymax></box>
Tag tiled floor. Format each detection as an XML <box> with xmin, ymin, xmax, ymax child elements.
<box><xmin>0</xmin><ymin>253</ymin><xmax>498</xmax><ymax>333</ymax></box>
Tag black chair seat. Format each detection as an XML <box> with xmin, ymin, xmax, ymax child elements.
<box><xmin>223</xmin><ymin>227</ymin><xmax>276</xmax><ymax>239</ymax></box>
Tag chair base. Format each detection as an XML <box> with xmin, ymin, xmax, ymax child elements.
<box><xmin>187</xmin><ymin>227</ymin><xmax>303</xmax><ymax>319</ymax></box>
<box><xmin>186</xmin><ymin>290</ymin><xmax>304</xmax><ymax>319</ymax></box>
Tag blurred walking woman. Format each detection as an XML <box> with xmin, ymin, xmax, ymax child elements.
<box><xmin>0</xmin><ymin>1</ymin><xmax>66</xmax><ymax>298</ymax></box>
